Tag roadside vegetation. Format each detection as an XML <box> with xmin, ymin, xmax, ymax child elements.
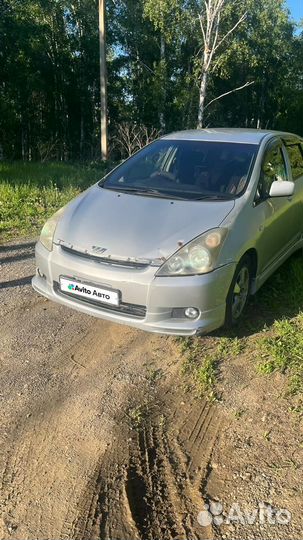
<box><xmin>1</xmin><ymin>1</ymin><xmax>302</xmax><ymax>163</ymax></box>
<box><xmin>179</xmin><ymin>335</ymin><xmax>246</xmax><ymax>400</ymax></box>
<box><xmin>178</xmin><ymin>251</ymin><xmax>303</xmax><ymax>410</ymax></box>
<box><xmin>258</xmin><ymin>317</ymin><xmax>303</xmax><ymax>397</ymax></box>
<box><xmin>0</xmin><ymin>161</ymin><xmax>109</xmax><ymax>240</ymax></box>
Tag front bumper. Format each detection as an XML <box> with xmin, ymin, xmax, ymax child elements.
<box><xmin>32</xmin><ymin>242</ymin><xmax>236</xmax><ymax>336</ymax></box>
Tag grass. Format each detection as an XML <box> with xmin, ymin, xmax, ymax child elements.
<box><xmin>254</xmin><ymin>254</ymin><xmax>303</xmax><ymax>400</ymax></box>
<box><xmin>258</xmin><ymin>315</ymin><xmax>303</xmax><ymax>396</ymax></box>
<box><xmin>195</xmin><ymin>355</ymin><xmax>218</xmax><ymax>400</ymax></box>
<box><xmin>178</xmin><ymin>251</ymin><xmax>303</xmax><ymax>404</ymax></box>
<box><xmin>145</xmin><ymin>367</ymin><xmax>164</xmax><ymax>385</ymax></box>
<box><xmin>127</xmin><ymin>404</ymin><xmax>147</xmax><ymax>429</ymax></box>
<box><xmin>179</xmin><ymin>335</ymin><xmax>245</xmax><ymax>400</ymax></box>
<box><xmin>0</xmin><ymin>161</ymin><xmax>111</xmax><ymax>240</ymax></box>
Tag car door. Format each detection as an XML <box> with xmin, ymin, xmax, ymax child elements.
<box><xmin>254</xmin><ymin>139</ymin><xmax>299</xmax><ymax>275</ymax></box>
<box><xmin>283</xmin><ymin>137</ymin><xmax>303</xmax><ymax>236</ymax></box>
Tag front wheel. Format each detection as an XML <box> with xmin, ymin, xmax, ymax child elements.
<box><xmin>225</xmin><ymin>257</ymin><xmax>252</xmax><ymax>327</ymax></box>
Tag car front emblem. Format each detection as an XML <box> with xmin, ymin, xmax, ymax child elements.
<box><xmin>92</xmin><ymin>246</ymin><xmax>107</xmax><ymax>255</ymax></box>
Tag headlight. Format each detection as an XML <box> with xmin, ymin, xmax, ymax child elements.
<box><xmin>157</xmin><ymin>228</ymin><xmax>228</xmax><ymax>276</ymax></box>
<box><xmin>40</xmin><ymin>206</ymin><xmax>66</xmax><ymax>251</ymax></box>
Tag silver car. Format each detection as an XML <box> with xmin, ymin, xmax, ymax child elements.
<box><xmin>32</xmin><ymin>129</ymin><xmax>303</xmax><ymax>336</ymax></box>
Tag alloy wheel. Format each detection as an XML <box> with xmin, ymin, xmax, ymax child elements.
<box><xmin>231</xmin><ymin>266</ymin><xmax>250</xmax><ymax>321</ymax></box>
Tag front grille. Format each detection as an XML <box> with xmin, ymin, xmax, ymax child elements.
<box><xmin>60</xmin><ymin>245</ymin><xmax>149</xmax><ymax>269</ymax></box>
<box><xmin>53</xmin><ymin>282</ymin><xmax>146</xmax><ymax>319</ymax></box>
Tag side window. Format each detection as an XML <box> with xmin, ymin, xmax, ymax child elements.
<box><xmin>257</xmin><ymin>145</ymin><xmax>287</xmax><ymax>199</ymax></box>
<box><xmin>285</xmin><ymin>141</ymin><xmax>303</xmax><ymax>180</ymax></box>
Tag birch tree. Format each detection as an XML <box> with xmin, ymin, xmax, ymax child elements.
<box><xmin>197</xmin><ymin>0</ymin><xmax>253</xmax><ymax>128</ymax></box>
<box><xmin>143</xmin><ymin>0</ymin><xmax>185</xmax><ymax>130</ymax></box>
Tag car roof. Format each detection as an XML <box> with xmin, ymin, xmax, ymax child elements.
<box><xmin>162</xmin><ymin>128</ymin><xmax>299</xmax><ymax>145</ymax></box>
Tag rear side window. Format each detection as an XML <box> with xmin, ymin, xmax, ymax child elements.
<box><xmin>285</xmin><ymin>142</ymin><xmax>303</xmax><ymax>180</ymax></box>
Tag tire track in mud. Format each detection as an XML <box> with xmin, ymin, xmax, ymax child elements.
<box><xmin>0</xmin><ymin>237</ymin><xmax>224</xmax><ymax>540</ymax></box>
<box><xmin>79</xmin><ymin>380</ymin><xmax>224</xmax><ymax>540</ymax></box>
<box><xmin>0</xmin><ymin>298</ymin><xmax>186</xmax><ymax>540</ymax></box>
<box><xmin>0</xmin><ymin>326</ymin><xmax>136</xmax><ymax>538</ymax></box>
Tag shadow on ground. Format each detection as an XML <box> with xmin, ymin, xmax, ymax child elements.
<box><xmin>0</xmin><ymin>252</ymin><xmax>35</xmax><ymax>265</ymax></box>
<box><xmin>0</xmin><ymin>275</ymin><xmax>33</xmax><ymax>289</ymax></box>
<box><xmin>0</xmin><ymin>241</ymin><xmax>36</xmax><ymax>253</ymax></box>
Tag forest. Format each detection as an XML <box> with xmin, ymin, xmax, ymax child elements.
<box><xmin>0</xmin><ymin>0</ymin><xmax>302</xmax><ymax>162</ymax></box>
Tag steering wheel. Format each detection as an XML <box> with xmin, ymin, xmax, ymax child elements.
<box><xmin>151</xmin><ymin>171</ymin><xmax>176</xmax><ymax>182</ymax></box>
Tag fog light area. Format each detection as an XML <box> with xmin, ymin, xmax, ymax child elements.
<box><xmin>184</xmin><ymin>307</ymin><xmax>200</xmax><ymax>319</ymax></box>
<box><xmin>171</xmin><ymin>307</ymin><xmax>200</xmax><ymax>320</ymax></box>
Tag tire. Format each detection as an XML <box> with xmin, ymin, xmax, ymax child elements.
<box><xmin>225</xmin><ymin>256</ymin><xmax>252</xmax><ymax>328</ymax></box>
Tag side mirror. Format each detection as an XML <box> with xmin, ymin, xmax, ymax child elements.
<box><xmin>269</xmin><ymin>180</ymin><xmax>295</xmax><ymax>198</ymax></box>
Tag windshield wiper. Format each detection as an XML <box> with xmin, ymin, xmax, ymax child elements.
<box><xmin>105</xmin><ymin>186</ymin><xmax>152</xmax><ymax>193</ymax></box>
<box><xmin>193</xmin><ymin>194</ymin><xmax>235</xmax><ymax>201</ymax></box>
<box><xmin>103</xmin><ymin>186</ymin><xmax>186</xmax><ymax>200</ymax></box>
<box><xmin>133</xmin><ymin>189</ymin><xmax>186</xmax><ymax>200</ymax></box>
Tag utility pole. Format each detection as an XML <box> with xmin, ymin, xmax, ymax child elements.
<box><xmin>99</xmin><ymin>0</ymin><xmax>108</xmax><ymax>160</ymax></box>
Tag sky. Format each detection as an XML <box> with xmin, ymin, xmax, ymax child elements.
<box><xmin>287</xmin><ymin>0</ymin><xmax>303</xmax><ymax>21</ymax></box>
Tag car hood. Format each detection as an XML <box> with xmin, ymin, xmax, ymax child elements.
<box><xmin>54</xmin><ymin>185</ymin><xmax>235</xmax><ymax>263</ymax></box>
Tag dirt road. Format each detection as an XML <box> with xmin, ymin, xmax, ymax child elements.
<box><xmin>0</xmin><ymin>239</ymin><xmax>219</xmax><ymax>539</ymax></box>
<box><xmin>0</xmin><ymin>239</ymin><xmax>302</xmax><ymax>540</ymax></box>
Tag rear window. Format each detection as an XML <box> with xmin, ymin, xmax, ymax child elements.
<box><xmin>285</xmin><ymin>141</ymin><xmax>303</xmax><ymax>180</ymax></box>
<box><xmin>101</xmin><ymin>140</ymin><xmax>257</xmax><ymax>200</ymax></box>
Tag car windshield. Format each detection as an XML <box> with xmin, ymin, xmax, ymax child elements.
<box><xmin>100</xmin><ymin>140</ymin><xmax>257</xmax><ymax>200</ymax></box>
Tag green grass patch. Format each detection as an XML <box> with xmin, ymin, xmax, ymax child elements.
<box><xmin>0</xmin><ymin>161</ymin><xmax>111</xmax><ymax>239</ymax></box>
<box><xmin>195</xmin><ymin>355</ymin><xmax>218</xmax><ymax>400</ymax></box>
<box><xmin>255</xmin><ymin>254</ymin><xmax>303</xmax><ymax>399</ymax></box>
<box><xmin>258</xmin><ymin>314</ymin><xmax>303</xmax><ymax>396</ymax></box>
<box><xmin>179</xmin><ymin>335</ymin><xmax>246</xmax><ymax>400</ymax></box>
<box><xmin>0</xmin><ymin>161</ymin><xmax>107</xmax><ymax>190</ymax></box>
<box><xmin>178</xmin><ymin>252</ymin><xmax>303</xmax><ymax>405</ymax></box>
<box><xmin>216</xmin><ymin>336</ymin><xmax>245</xmax><ymax>357</ymax></box>
<box><xmin>127</xmin><ymin>404</ymin><xmax>148</xmax><ymax>429</ymax></box>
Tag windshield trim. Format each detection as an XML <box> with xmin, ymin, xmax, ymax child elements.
<box><xmin>101</xmin><ymin>186</ymin><xmax>189</xmax><ymax>200</ymax></box>
<box><xmin>100</xmin><ymin>185</ymin><xmax>237</xmax><ymax>202</ymax></box>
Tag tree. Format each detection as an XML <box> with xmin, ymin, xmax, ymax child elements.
<box><xmin>196</xmin><ymin>0</ymin><xmax>253</xmax><ymax>128</ymax></box>
<box><xmin>99</xmin><ymin>0</ymin><xmax>108</xmax><ymax>160</ymax></box>
<box><xmin>213</xmin><ymin>0</ymin><xmax>295</xmax><ymax>129</ymax></box>
<box><xmin>143</xmin><ymin>0</ymin><xmax>185</xmax><ymax>130</ymax></box>
<box><xmin>0</xmin><ymin>0</ymin><xmax>302</xmax><ymax>161</ymax></box>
